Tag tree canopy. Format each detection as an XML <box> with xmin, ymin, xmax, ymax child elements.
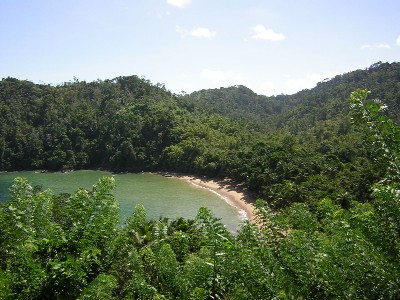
<box><xmin>1</xmin><ymin>88</ymin><xmax>400</xmax><ymax>298</ymax></box>
<box><xmin>1</xmin><ymin>62</ymin><xmax>400</xmax><ymax>298</ymax></box>
<box><xmin>1</xmin><ymin>62</ymin><xmax>400</xmax><ymax>208</ymax></box>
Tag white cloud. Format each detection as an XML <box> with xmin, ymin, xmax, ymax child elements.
<box><xmin>377</xmin><ymin>44</ymin><xmax>391</xmax><ymax>49</ymax></box>
<box><xmin>309</xmin><ymin>72</ymin><xmax>337</xmax><ymax>84</ymax></box>
<box><xmin>285</xmin><ymin>78</ymin><xmax>308</xmax><ymax>95</ymax></box>
<box><xmin>167</xmin><ymin>0</ymin><xmax>191</xmax><ymax>8</ymax></box>
<box><xmin>397</xmin><ymin>35</ymin><xmax>400</xmax><ymax>46</ymax></box>
<box><xmin>155</xmin><ymin>10</ymin><xmax>171</xmax><ymax>18</ymax></box>
<box><xmin>251</xmin><ymin>24</ymin><xmax>285</xmax><ymax>41</ymax></box>
<box><xmin>175</xmin><ymin>25</ymin><xmax>187</xmax><ymax>38</ymax></box>
<box><xmin>201</xmin><ymin>69</ymin><xmax>247</xmax><ymax>87</ymax></box>
<box><xmin>176</xmin><ymin>26</ymin><xmax>216</xmax><ymax>39</ymax></box>
<box><xmin>199</xmin><ymin>70</ymin><xmax>337</xmax><ymax>96</ymax></box>
<box><xmin>283</xmin><ymin>71</ymin><xmax>337</xmax><ymax>95</ymax></box>
<box><xmin>254</xmin><ymin>81</ymin><xmax>276</xmax><ymax>96</ymax></box>
<box><xmin>361</xmin><ymin>43</ymin><xmax>391</xmax><ymax>49</ymax></box>
<box><xmin>191</xmin><ymin>27</ymin><xmax>216</xmax><ymax>38</ymax></box>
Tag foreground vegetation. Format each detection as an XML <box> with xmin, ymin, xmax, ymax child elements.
<box><xmin>1</xmin><ymin>88</ymin><xmax>400</xmax><ymax>299</ymax></box>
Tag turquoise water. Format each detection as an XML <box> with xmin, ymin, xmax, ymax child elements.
<box><xmin>0</xmin><ymin>170</ymin><xmax>242</xmax><ymax>232</ymax></box>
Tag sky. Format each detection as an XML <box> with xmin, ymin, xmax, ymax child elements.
<box><xmin>0</xmin><ymin>0</ymin><xmax>399</xmax><ymax>96</ymax></box>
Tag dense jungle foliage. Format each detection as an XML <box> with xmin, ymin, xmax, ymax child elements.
<box><xmin>1</xmin><ymin>62</ymin><xmax>400</xmax><ymax>298</ymax></box>
<box><xmin>1</xmin><ymin>62</ymin><xmax>400</xmax><ymax>208</ymax></box>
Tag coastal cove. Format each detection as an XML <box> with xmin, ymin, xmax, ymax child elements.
<box><xmin>0</xmin><ymin>170</ymin><xmax>253</xmax><ymax>232</ymax></box>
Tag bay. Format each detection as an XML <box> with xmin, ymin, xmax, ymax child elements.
<box><xmin>0</xmin><ymin>170</ymin><xmax>242</xmax><ymax>232</ymax></box>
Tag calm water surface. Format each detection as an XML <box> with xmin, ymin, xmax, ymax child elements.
<box><xmin>0</xmin><ymin>170</ymin><xmax>242</xmax><ymax>232</ymax></box>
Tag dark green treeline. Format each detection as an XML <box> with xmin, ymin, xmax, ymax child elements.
<box><xmin>1</xmin><ymin>89</ymin><xmax>400</xmax><ymax>298</ymax></box>
<box><xmin>1</xmin><ymin>62</ymin><xmax>400</xmax><ymax>298</ymax></box>
<box><xmin>1</xmin><ymin>62</ymin><xmax>400</xmax><ymax>209</ymax></box>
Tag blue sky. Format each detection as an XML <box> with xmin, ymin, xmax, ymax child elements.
<box><xmin>1</xmin><ymin>0</ymin><xmax>399</xmax><ymax>96</ymax></box>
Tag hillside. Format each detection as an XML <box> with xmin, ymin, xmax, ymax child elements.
<box><xmin>1</xmin><ymin>84</ymin><xmax>400</xmax><ymax>299</ymax></box>
<box><xmin>1</xmin><ymin>62</ymin><xmax>400</xmax><ymax>208</ymax></box>
<box><xmin>184</xmin><ymin>61</ymin><xmax>400</xmax><ymax>129</ymax></box>
<box><xmin>1</xmin><ymin>62</ymin><xmax>400</xmax><ymax>299</ymax></box>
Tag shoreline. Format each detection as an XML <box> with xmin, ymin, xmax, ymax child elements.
<box><xmin>165</xmin><ymin>173</ymin><xmax>257</xmax><ymax>223</ymax></box>
<box><xmin>1</xmin><ymin>170</ymin><xmax>258</xmax><ymax>223</ymax></box>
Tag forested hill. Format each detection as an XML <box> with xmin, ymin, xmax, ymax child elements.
<box><xmin>183</xmin><ymin>85</ymin><xmax>276</xmax><ymax>125</ymax></box>
<box><xmin>0</xmin><ymin>75</ymin><xmax>181</xmax><ymax>171</ymax></box>
<box><xmin>1</xmin><ymin>61</ymin><xmax>400</xmax><ymax>208</ymax></box>
<box><xmin>184</xmin><ymin>61</ymin><xmax>400</xmax><ymax>128</ymax></box>
<box><xmin>0</xmin><ymin>81</ymin><xmax>400</xmax><ymax>300</ymax></box>
<box><xmin>2</xmin><ymin>63</ymin><xmax>400</xmax><ymax>298</ymax></box>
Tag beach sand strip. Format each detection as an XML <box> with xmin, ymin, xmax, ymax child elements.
<box><xmin>168</xmin><ymin>174</ymin><xmax>257</xmax><ymax>223</ymax></box>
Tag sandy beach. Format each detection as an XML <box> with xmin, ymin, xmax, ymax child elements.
<box><xmin>166</xmin><ymin>174</ymin><xmax>257</xmax><ymax>223</ymax></box>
